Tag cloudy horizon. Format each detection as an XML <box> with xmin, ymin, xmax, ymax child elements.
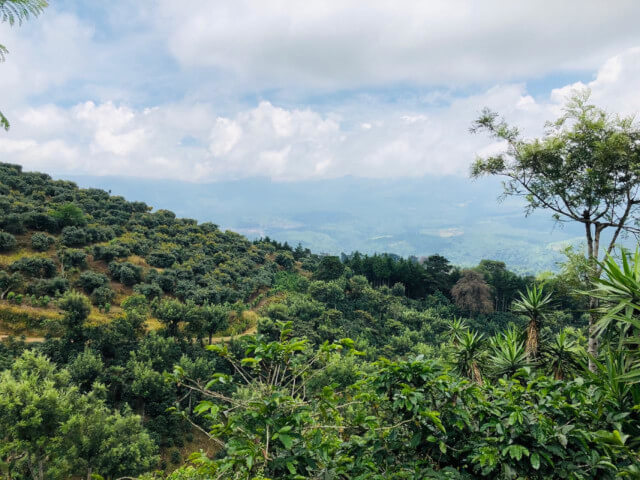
<box><xmin>2</xmin><ymin>1</ymin><xmax>640</xmax><ymax>182</ymax></box>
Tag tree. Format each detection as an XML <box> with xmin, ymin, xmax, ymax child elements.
<box><xmin>0</xmin><ymin>351</ymin><xmax>73</xmax><ymax>480</ymax></box>
<box><xmin>59</xmin><ymin>290</ymin><xmax>91</xmax><ymax>346</ymax></box>
<box><xmin>471</xmin><ymin>91</ymin><xmax>640</xmax><ymax>368</ymax></box>
<box><xmin>314</xmin><ymin>255</ymin><xmax>345</xmax><ymax>281</ymax></box>
<box><xmin>1</xmin><ymin>0</ymin><xmax>48</xmax><ymax>131</ymax></box>
<box><xmin>200</xmin><ymin>303</ymin><xmax>231</xmax><ymax>344</ymax></box>
<box><xmin>451</xmin><ymin>270</ymin><xmax>493</xmax><ymax>315</ymax></box>
<box><xmin>512</xmin><ymin>285</ymin><xmax>553</xmax><ymax>359</ymax></box>
<box><xmin>152</xmin><ymin>298</ymin><xmax>193</xmax><ymax>337</ymax></box>
<box><xmin>488</xmin><ymin>327</ymin><xmax>531</xmax><ymax>378</ymax></box>
<box><xmin>0</xmin><ymin>270</ymin><xmax>22</xmax><ymax>299</ymax></box>
<box><xmin>51</xmin><ymin>202</ymin><xmax>86</xmax><ymax>227</ymax></box>
<box><xmin>0</xmin><ymin>351</ymin><xmax>157</xmax><ymax>480</ymax></box>
<box><xmin>63</xmin><ymin>396</ymin><xmax>157</xmax><ymax>480</ymax></box>
<box><xmin>476</xmin><ymin>259</ymin><xmax>529</xmax><ymax>311</ymax></box>
<box><xmin>0</xmin><ymin>231</ymin><xmax>17</xmax><ymax>251</ymax></box>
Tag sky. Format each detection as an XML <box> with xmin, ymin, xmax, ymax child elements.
<box><xmin>2</xmin><ymin>1</ymin><xmax>640</xmax><ymax>182</ymax></box>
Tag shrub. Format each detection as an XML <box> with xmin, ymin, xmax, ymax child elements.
<box><xmin>0</xmin><ymin>231</ymin><xmax>17</xmax><ymax>252</ymax></box>
<box><xmin>61</xmin><ymin>226</ymin><xmax>88</xmax><ymax>247</ymax></box>
<box><xmin>147</xmin><ymin>251</ymin><xmax>176</xmax><ymax>268</ymax></box>
<box><xmin>51</xmin><ymin>203</ymin><xmax>86</xmax><ymax>227</ymax></box>
<box><xmin>22</xmin><ymin>211</ymin><xmax>58</xmax><ymax>233</ymax></box>
<box><xmin>133</xmin><ymin>282</ymin><xmax>163</xmax><ymax>300</ymax></box>
<box><xmin>1</xmin><ymin>213</ymin><xmax>25</xmax><ymax>234</ymax></box>
<box><xmin>28</xmin><ymin>276</ymin><xmax>69</xmax><ymax>297</ymax></box>
<box><xmin>92</xmin><ymin>243</ymin><xmax>130</xmax><ymax>262</ymax></box>
<box><xmin>10</xmin><ymin>257</ymin><xmax>57</xmax><ymax>278</ymax></box>
<box><xmin>275</xmin><ymin>252</ymin><xmax>295</xmax><ymax>270</ymax></box>
<box><xmin>170</xmin><ymin>449</ymin><xmax>181</xmax><ymax>465</ymax></box>
<box><xmin>60</xmin><ymin>249</ymin><xmax>87</xmax><ymax>269</ymax></box>
<box><xmin>30</xmin><ymin>232</ymin><xmax>55</xmax><ymax>251</ymax></box>
<box><xmin>76</xmin><ymin>271</ymin><xmax>109</xmax><ymax>294</ymax></box>
<box><xmin>85</xmin><ymin>225</ymin><xmax>114</xmax><ymax>243</ymax></box>
<box><xmin>91</xmin><ymin>286</ymin><xmax>115</xmax><ymax>306</ymax></box>
<box><xmin>108</xmin><ymin>261</ymin><xmax>142</xmax><ymax>286</ymax></box>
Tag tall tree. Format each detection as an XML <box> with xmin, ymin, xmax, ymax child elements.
<box><xmin>0</xmin><ymin>0</ymin><xmax>48</xmax><ymax>131</ymax></box>
<box><xmin>451</xmin><ymin>270</ymin><xmax>493</xmax><ymax>315</ymax></box>
<box><xmin>471</xmin><ymin>91</ymin><xmax>640</xmax><ymax>369</ymax></box>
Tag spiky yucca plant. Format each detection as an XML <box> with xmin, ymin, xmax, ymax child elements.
<box><xmin>446</xmin><ymin>317</ymin><xmax>468</xmax><ymax>347</ymax></box>
<box><xmin>512</xmin><ymin>285</ymin><xmax>553</xmax><ymax>359</ymax></box>
<box><xmin>488</xmin><ymin>326</ymin><xmax>532</xmax><ymax>379</ymax></box>
<box><xmin>453</xmin><ymin>330</ymin><xmax>485</xmax><ymax>384</ymax></box>
<box><xmin>541</xmin><ymin>328</ymin><xmax>583</xmax><ymax>380</ymax></box>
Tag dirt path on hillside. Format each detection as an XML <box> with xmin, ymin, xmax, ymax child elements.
<box><xmin>0</xmin><ymin>334</ymin><xmax>46</xmax><ymax>343</ymax></box>
<box><xmin>209</xmin><ymin>326</ymin><xmax>257</xmax><ymax>344</ymax></box>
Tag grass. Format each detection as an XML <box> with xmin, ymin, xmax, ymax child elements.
<box><xmin>0</xmin><ymin>301</ymin><xmax>62</xmax><ymax>336</ymax></box>
<box><xmin>0</xmin><ymin>248</ymin><xmax>50</xmax><ymax>267</ymax></box>
<box><xmin>159</xmin><ymin>427</ymin><xmax>219</xmax><ymax>474</ymax></box>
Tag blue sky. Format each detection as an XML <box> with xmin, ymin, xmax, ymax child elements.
<box><xmin>2</xmin><ymin>1</ymin><xmax>640</xmax><ymax>182</ymax></box>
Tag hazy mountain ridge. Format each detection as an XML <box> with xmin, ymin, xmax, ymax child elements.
<box><xmin>66</xmin><ymin>174</ymin><xmax>591</xmax><ymax>273</ymax></box>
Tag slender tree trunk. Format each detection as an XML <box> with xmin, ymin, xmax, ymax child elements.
<box><xmin>588</xmin><ymin>297</ymin><xmax>599</xmax><ymax>372</ymax></box>
<box><xmin>585</xmin><ymin>221</ymin><xmax>599</xmax><ymax>372</ymax></box>
<box><xmin>525</xmin><ymin>318</ymin><xmax>539</xmax><ymax>359</ymax></box>
<box><xmin>472</xmin><ymin>361</ymin><xmax>483</xmax><ymax>385</ymax></box>
<box><xmin>87</xmin><ymin>466</ymin><xmax>93</xmax><ymax>480</ymax></box>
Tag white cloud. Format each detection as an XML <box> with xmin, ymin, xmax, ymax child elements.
<box><xmin>3</xmin><ymin>20</ymin><xmax>640</xmax><ymax>183</ymax></box>
<box><xmin>156</xmin><ymin>0</ymin><xmax>640</xmax><ymax>88</ymax></box>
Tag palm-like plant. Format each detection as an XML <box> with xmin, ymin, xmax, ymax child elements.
<box><xmin>446</xmin><ymin>317</ymin><xmax>469</xmax><ymax>347</ymax></box>
<box><xmin>512</xmin><ymin>285</ymin><xmax>553</xmax><ymax>359</ymax></box>
<box><xmin>488</xmin><ymin>326</ymin><xmax>532</xmax><ymax>378</ymax></box>
<box><xmin>453</xmin><ymin>330</ymin><xmax>485</xmax><ymax>384</ymax></box>
<box><xmin>591</xmin><ymin>249</ymin><xmax>640</xmax><ymax>385</ymax></box>
<box><xmin>1</xmin><ymin>0</ymin><xmax>48</xmax><ymax>130</ymax></box>
<box><xmin>541</xmin><ymin>328</ymin><xmax>583</xmax><ymax>380</ymax></box>
<box><xmin>592</xmin><ymin>249</ymin><xmax>640</xmax><ymax>341</ymax></box>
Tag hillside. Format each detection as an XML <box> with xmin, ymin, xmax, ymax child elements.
<box><xmin>0</xmin><ymin>161</ymin><xmax>300</xmax><ymax>337</ymax></box>
<box><xmin>1</xmin><ymin>162</ymin><xmax>638</xmax><ymax>479</ymax></box>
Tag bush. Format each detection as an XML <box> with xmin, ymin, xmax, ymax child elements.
<box><xmin>61</xmin><ymin>226</ymin><xmax>88</xmax><ymax>247</ymax></box>
<box><xmin>60</xmin><ymin>249</ymin><xmax>87</xmax><ymax>269</ymax></box>
<box><xmin>91</xmin><ymin>285</ymin><xmax>115</xmax><ymax>306</ymax></box>
<box><xmin>27</xmin><ymin>276</ymin><xmax>69</xmax><ymax>297</ymax></box>
<box><xmin>147</xmin><ymin>251</ymin><xmax>176</xmax><ymax>268</ymax></box>
<box><xmin>0</xmin><ymin>231</ymin><xmax>17</xmax><ymax>252</ymax></box>
<box><xmin>9</xmin><ymin>293</ymin><xmax>23</xmax><ymax>305</ymax></box>
<box><xmin>30</xmin><ymin>232</ymin><xmax>55</xmax><ymax>252</ymax></box>
<box><xmin>85</xmin><ymin>225</ymin><xmax>114</xmax><ymax>243</ymax></box>
<box><xmin>51</xmin><ymin>203</ymin><xmax>86</xmax><ymax>227</ymax></box>
<box><xmin>10</xmin><ymin>257</ymin><xmax>57</xmax><ymax>278</ymax></box>
<box><xmin>92</xmin><ymin>243</ymin><xmax>130</xmax><ymax>262</ymax></box>
<box><xmin>170</xmin><ymin>449</ymin><xmax>181</xmax><ymax>465</ymax></box>
<box><xmin>133</xmin><ymin>282</ymin><xmax>163</xmax><ymax>300</ymax></box>
<box><xmin>22</xmin><ymin>211</ymin><xmax>58</xmax><ymax>233</ymax></box>
<box><xmin>76</xmin><ymin>271</ymin><xmax>109</xmax><ymax>294</ymax></box>
<box><xmin>1</xmin><ymin>213</ymin><xmax>25</xmax><ymax>234</ymax></box>
<box><xmin>275</xmin><ymin>252</ymin><xmax>295</xmax><ymax>270</ymax></box>
<box><xmin>108</xmin><ymin>261</ymin><xmax>142</xmax><ymax>286</ymax></box>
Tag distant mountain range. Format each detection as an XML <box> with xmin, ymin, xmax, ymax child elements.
<box><xmin>65</xmin><ymin>174</ymin><xmax>599</xmax><ymax>273</ymax></box>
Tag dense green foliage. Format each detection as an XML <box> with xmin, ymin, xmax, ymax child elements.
<box><xmin>0</xmin><ymin>162</ymin><xmax>639</xmax><ymax>479</ymax></box>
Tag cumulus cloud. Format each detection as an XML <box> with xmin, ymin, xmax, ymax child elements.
<box><xmin>2</xmin><ymin>2</ymin><xmax>640</xmax><ymax>182</ymax></box>
<box><xmin>4</xmin><ymin>46</ymin><xmax>640</xmax><ymax>182</ymax></box>
<box><xmin>156</xmin><ymin>0</ymin><xmax>640</xmax><ymax>88</ymax></box>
